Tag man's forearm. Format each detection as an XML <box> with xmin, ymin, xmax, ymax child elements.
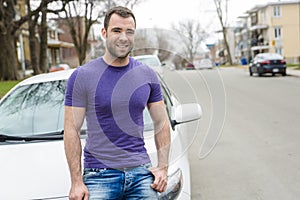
<box><xmin>64</xmin><ymin>129</ymin><xmax>83</xmax><ymax>183</ymax></box>
<box><xmin>154</xmin><ymin>119</ymin><xmax>171</xmax><ymax>169</ymax></box>
<box><xmin>64</xmin><ymin>106</ymin><xmax>85</xmax><ymax>184</ymax></box>
<box><xmin>148</xmin><ymin>101</ymin><xmax>171</xmax><ymax>168</ymax></box>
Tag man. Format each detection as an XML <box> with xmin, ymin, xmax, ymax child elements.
<box><xmin>64</xmin><ymin>6</ymin><xmax>170</xmax><ymax>200</ymax></box>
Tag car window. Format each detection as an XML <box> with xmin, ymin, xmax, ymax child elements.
<box><xmin>0</xmin><ymin>79</ymin><xmax>169</xmax><ymax>136</ymax></box>
<box><xmin>160</xmin><ymin>81</ymin><xmax>173</xmax><ymax>121</ymax></box>
<box><xmin>136</xmin><ymin>57</ymin><xmax>161</xmax><ymax>67</ymax></box>
<box><xmin>0</xmin><ymin>80</ymin><xmax>66</xmax><ymax>136</ymax></box>
<box><xmin>267</xmin><ymin>54</ymin><xmax>283</xmax><ymax>59</ymax></box>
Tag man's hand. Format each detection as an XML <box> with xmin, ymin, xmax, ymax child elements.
<box><xmin>69</xmin><ymin>181</ymin><xmax>89</xmax><ymax>200</ymax></box>
<box><xmin>150</xmin><ymin>166</ymin><xmax>168</xmax><ymax>193</ymax></box>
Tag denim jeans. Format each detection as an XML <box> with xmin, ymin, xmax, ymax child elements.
<box><xmin>83</xmin><ymin>163</ymin><xmax>158</xmax><ymax>200</ymax></box>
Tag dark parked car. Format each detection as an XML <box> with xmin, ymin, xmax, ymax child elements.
<box><xmin>249</xmin><ymin>53</ymin><xmax>286</xmax><ymax>76</ymax></box>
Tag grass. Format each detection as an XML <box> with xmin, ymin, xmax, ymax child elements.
<box><xmin>287</xmin><ymin>63</ymin><xmax>300</xmax><ymax>70</ymax></box>
<box><xmin>0</xmin><ymin>81</ymin><xmax>20</xmax><ymax>99</ymax></box>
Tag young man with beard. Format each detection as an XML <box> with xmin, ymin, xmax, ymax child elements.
<box><xmin>64</xmin><ymin>6</ymin><xmax>170</xmax><ymax>200</ymax></box>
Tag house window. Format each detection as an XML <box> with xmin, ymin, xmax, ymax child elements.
<box><xmin>261</xmin><ymin>10</ymin><xmax>266</xmax><ymax>23</ymax></box>
<box><xmin>274</xmin><ymin>27</ymin><xmax>282</xmax><ymax>39</ymax></box>
<box><xmin>275</xmin><ymin>47</ymin><xmax>282</xmax><ymax>55</ymax></box>
<box><xmin>273</xmin><ymin>5</ymin><xmax>281</xmax><ymax>17</ymax></box>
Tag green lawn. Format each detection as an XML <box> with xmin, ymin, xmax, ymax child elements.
<box><xmin>0</xmin><ymin>81</ymin><xmax>19</xmax><ymax>99</ymax></box>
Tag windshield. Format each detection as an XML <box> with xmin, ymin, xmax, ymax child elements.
<box><xmin>0</xmin><ymin>80</ymin><xmax>154</xmax><ymax>137</ymax></box>
<box><xmin>137</xmin><ymin>57</ymin><xmax>161</xmax><ymax>67</ymax></box>
<box><xmin>0</xmin><ymin>80</ymin><xmax>66</xmax><ymax>136</ymax></box>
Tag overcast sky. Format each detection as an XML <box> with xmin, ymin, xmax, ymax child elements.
<box><xmin>133</xmin><ymin>0</ymin><xmax>273</xmax><ymax>30</ymax></box>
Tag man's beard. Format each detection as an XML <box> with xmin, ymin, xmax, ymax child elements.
<box><xmin>107</xmin><ymin>42</ymin><xmax>133</xmax><ymax>60</ymax></box>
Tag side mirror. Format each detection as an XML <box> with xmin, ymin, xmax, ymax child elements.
<box><xmin>171</xmin><ymin>103</ymin><xmax>202</xmax><ymax>130</ymax></box>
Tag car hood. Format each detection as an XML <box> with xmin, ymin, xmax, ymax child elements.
<box><xmin>0</xmin><ymin>140</ymin><xmax>70</xmax><ymax>199</ymax></box>
<box><xmin>0</xmin><ymin>127</ymin><xmax>188</xmax><ymax>199</ymax></box>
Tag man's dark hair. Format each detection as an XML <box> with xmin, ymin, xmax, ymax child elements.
<box><xmin>104</xmin><ymin>6</ymin><xmax>136</xmax><ymax>31</ymax></box>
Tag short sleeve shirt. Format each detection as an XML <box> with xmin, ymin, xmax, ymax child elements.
<box><xmin>65</xmin><ymin>57</ymin><xmax>163</xmax><ymax>168</ymax></box>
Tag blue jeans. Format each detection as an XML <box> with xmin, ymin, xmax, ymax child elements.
<box><xmin>83</xmin><ymin>163</ymin><xmax>158</xmax><ymax>199</ymax></box>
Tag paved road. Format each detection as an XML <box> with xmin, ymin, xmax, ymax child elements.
<box><xmin>163</xmin><ymin>67</ymin><xmax>300</xmax><ymax>200</ymax></box>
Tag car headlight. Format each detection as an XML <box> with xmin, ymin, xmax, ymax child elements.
<box><xmin>158</xmin><ymin>169</ymin><xmax>183</xmax><ymax>200</ymax></box>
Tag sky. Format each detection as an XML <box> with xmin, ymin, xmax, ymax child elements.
<box><xmin>133</xmin><ymin>0</ymin><xmax>273</xmax><ymax>31</ymax></box>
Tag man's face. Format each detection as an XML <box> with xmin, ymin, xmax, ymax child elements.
<box><xmin>102</xmin><ymin>14</ymin><xmax>135</xmax><ymax>60</ymax></box>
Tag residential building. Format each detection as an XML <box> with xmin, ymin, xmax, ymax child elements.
<box><xmin>47</xmin><ymin>20</ymin><xmax>74</xmax><ymax>68</ymax></box>
<box><xmin>15</xmin><ymin>0</ymin><xmax>30</xmax><ymax>70</ymax></box>
<box><xmin>234</xmin><ymin>0</ymin><xmax>300</xmax><ymax>64</ymax></box>
<box><xmin>54</xmin><ymin>17</ymin><xmax>104</xmax><ymax>67</ymax></box>
<box><xmin>15</xmin><ymin>0</ymin><xmax>75</xmax><ymax>71</ymax></box>
<box><xmin>234</xmin><ymin>15</ymin><xmax>251</xmax><ymax>64</ymax></box>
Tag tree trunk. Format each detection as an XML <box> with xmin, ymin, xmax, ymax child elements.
<box><xmin>39</xmin><ymin>5</ymin><xmax>48</xmax><ymax>73</ymax></box>
<box><xmin>29</xmin><ymin>17</ymin><xmax>41</xmax><ymax>75</ymax></box>
<box><xmin>0</xmin><ymin>33</ymin><xmax>19</xmax><ymax>80</ymax></box>
<box><xmin>222</xmin><ymin>26</ymin><xmax>233</xmax><ymax>65</ymax></box>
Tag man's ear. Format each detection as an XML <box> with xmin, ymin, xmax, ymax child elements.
<box><xmin>101</xmin><ymin>28</ymin><xmax>106</xmax><ymax>38</ymax></box>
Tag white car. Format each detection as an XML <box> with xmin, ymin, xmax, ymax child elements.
<box><xmin>0</xmin><ymin>69</ymin><xmax>202</xmax><ymax>199</ymax></box>
<box><xmin>133</xmin><ymin>55</ymin><xmax>165</xmax><ymax>76</ymax></box>
<box><xmin>195</xmin><ymin>58</ymin><xmax>214</xmax><ymax>70</ymax></box>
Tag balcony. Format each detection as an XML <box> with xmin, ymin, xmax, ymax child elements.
<box><xmin>249</xmin><ymin>24</ymin><xmax>268</xmax><ymax>31</ymax></box>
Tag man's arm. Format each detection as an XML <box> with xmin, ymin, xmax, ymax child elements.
<box><xmin>64</xmin><ymin>106</ymin><xmax>88</xmax><ymax>200</ymax></box>
<box><xmin>147</xmin><ymin>100</ymin><xmax>171</xmax><ymax>193</ymax></box>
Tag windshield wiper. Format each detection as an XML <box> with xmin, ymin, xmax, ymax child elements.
<box><xmin>0</xmin><ymin>130</ymin><xmax>64</xmax><ymax>142</ymax></box>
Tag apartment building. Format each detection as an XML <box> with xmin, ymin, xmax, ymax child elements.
<box><xmin>234</xmin><ymin>0</ymin><xmax>300</xmax><ymax>64</ymax></box>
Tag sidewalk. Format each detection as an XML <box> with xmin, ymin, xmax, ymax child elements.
<box><xmin>286</xmin><ymin>68</ymin><xmax>300</xmax><ymax>77</ymax></box>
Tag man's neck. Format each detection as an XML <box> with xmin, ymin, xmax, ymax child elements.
<box><xmin>103</xmin><ymin>54</ymin><xmax>130</xmax><ymax>67</ymax></box>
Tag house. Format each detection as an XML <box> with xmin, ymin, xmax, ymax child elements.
<box><xmin>47</xmin><ymin>20</ymin><xmax>75</xmax><ymax>68</ymax></box>
<box><xmin>15</xmin><ymin>0</ymin><xmax>103</xmax><ymax>74</ymax></box>
<box><xmin>234</xmin><ymin>0</ymin><xmax>300</xmax><ymax>64</ymax></box>
<box><xmin>54</xmin><ymin>17</ymin><xmax>104</xmax><ymax>68</ymax></box>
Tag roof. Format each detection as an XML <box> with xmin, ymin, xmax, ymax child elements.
<box><xmin>251</xmin><ymin>46</ymin><xmax>270</xmax><ymax>51</ymax></box>
<box><xmin>248</xmin><ymin>0</ymin><xmax>300</xmax><ymax>13</ymax></box>
<box><xmin>268</xmin><ymin>0</ymin><xmax>300</xmax><ymax>6</ymax></box>
<box><xmin>133</xmin><ymin>54</ymin><xmax>159</xmax><ymax>59</ymax></box>
<box><xmin>48</xmin><ymin>39</ymin><xmax>74</xmax><ymax>48</ymax></box>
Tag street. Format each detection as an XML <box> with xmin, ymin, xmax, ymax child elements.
<box><xmin>163</xmin><ymin>67</ymin><xmax>300</xmax><ymax>200</ymax></box>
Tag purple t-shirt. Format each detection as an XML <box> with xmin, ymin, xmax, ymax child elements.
<box><xmin>65</xmin><ymin>57</ymin><xmax>163</xmax><ymax>168</ymax></box>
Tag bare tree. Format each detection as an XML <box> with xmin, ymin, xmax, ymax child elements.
<box><xmin>154</xmin><ymin>28</ymin><xmax>172</xmax><ymax>61</ymax></box>
<box><xmin>172</xmin><ymin>20</ymin><xmax>206</xmax><ymax>63</ymax></box>
<box><xmin>59</xmin><ymin>0</ymin><xmax>145</xmax><ymax>65</ymax></box>
<box><xmin>60</xmin><ymin>0</ymin><xmax>104</xmax><ymax>65</ymax></box>
<box><xmin>133</xmin><ymin>29</ymin><xmax>156</xmax><ymax>55</ymax></box>
<box><xmin>0</xmin><ymin>0</ymin><xmax>66</xmax><ymax>80</ymax></box>
<box><xmin>27</xmin><ymin>0</ymin><xmax>41</xmax><ymax>75</ymax></box>
<box><xmin>0</xmin><ymin>0</ymin><xmax>36</xmax><ymax>80</ymax></box>
<box><xmin>107</xmin><ymin>0</ymin><xmax>146</xmax><ymax>10</ymax></box>
<box><xmin>213</xmin><ymin>0</ymin><xmax>232</xmax><ymax>65</ymax></box>
<box><xmin>38</xmin><ymin>2</ymin><xmax>49</xmax><ymax>73</ymax></box>
<box><xmin>27</xmin><ymin>0</ymin><xmax>69</xmax><ymax>75</ymax></box>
